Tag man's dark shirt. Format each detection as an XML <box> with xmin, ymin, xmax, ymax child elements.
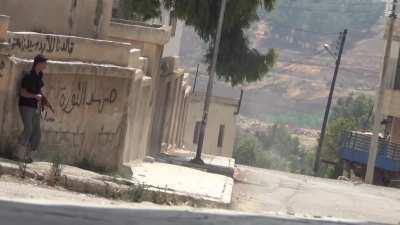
<box><xmin>19</xmin><ymin>70</ymin><xmax>44</xmax><ymax>108</ymax></box>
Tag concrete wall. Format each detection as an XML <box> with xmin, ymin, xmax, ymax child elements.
<box><xmin>0</xmin><ymin>15</ymin><xmax>158</xmax><ymax>170</ymax></box>
<box><xmin>7</xmin><ymin>32</ymin><xmax>131</xmax><ymax>66</ymax></box>
<box><xmin>123</xmin><ymin>72</ymin><xmax>153</xmax><ymax>163</ymax></box>
<box><xmin>382</xmin><ymin>89</ymin><xmax>400</xmax><ymax>118</ymax></box>
<box><xmin>158</xmin><ymin>66</ymin><xmax>190</xmax><ymax>152</ymax></box>
<box><xmin>0</xmin><ymin>56</ymin><xmax>147</xmax><ymax>169</ymax></box>
<box><xmin>0</xmin><ymin>8</ymin><xmax>190</xmax><ymax>170</ymax></box>
<box><xmin>107</xmin><ymin>20</ymin><xmax>175</xmax><ymax>156</ymax></box>
<box><xmin>184</xmin><ymin>94</ymin><xmax>238</xmax><ymax>157</ymax></box>
<box><xmin>0</xmin><ymin>0</ymin><xmax>113</xmax><ymax>39</ymax></box>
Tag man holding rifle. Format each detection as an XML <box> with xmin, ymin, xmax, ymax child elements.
<box><xmin>16</xmin><ymin>54</ymin><xmax>54</xmax><ymax>163</ymax></box>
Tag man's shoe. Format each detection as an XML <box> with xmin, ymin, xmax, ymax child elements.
<box><xmin>14</xmin><ymin>145</ymin><xmax>27</xmax><ymax>162</ymax></box>
<box><xmin>30</xmin><ymin>150</ymin><xmax>40</xmax><ymax>162</ymax></box>
<box><xmin>25</xmin><ymin>150</ymin><xmax>33</xmax><ymax>164</ymax></box>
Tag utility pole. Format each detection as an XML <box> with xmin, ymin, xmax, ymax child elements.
<box><xmin>313</xmin><ymin>29</ymin><xmax>348</xmax><ymax>175</ymax></box>
<box><xmin>192</xmin><ymin>64</ymin><xmax>200</xmax><ymax>93</ymax></box>
<box><xmin>192</xmin><ymin>0</ymin><xmax>227</xmax><ymax>164</ymax></box>
<box><xmin>365</xmin><ymin>0</ymin><xmax>397</xmax><ymax>184</ymax></box>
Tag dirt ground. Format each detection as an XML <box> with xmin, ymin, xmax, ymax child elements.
<box><xmin>0</xmin><ymin>174</ymin><xmax>388</xmax><ymax>225</ymax></box>
<box><xmin>232</xmin><ymin>165</ymin><xmax>400</xmax><ymax>225</ymax></box>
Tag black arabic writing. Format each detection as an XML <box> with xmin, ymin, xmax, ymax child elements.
<box><xmin>9</xmin><ymin>35</ymin><xmax>75</xmax><ymax>54</ymax></box>
<box><xmin>59</xmin><ymin>81</ymin><xmax>118</xmax><ymax>114</ymax></box>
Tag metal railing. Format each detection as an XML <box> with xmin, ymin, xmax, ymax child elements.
<box><xmin>341</xmin><ymin>131</ymin><xmax>400</xmax><ymax>161</ymax></box>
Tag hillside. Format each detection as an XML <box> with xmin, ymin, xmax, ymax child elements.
<box><xmin>179</xmin><ymin>0</ymin><xmax>385</xmax><ymax>131</ymax></box>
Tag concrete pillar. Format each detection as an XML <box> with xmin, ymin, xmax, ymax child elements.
<box><xmin>140</xmin><ymin>81</ymin><xmax>153</xmax><ymax>158</ymax></box>
<box><xmin>390</xmin><ymin>117</ymin><xmax>400</xmax><ymax>144</ymax></box>
<box><xmin>169</xmin><ymin>77</ymin><xmax>183</xmax><ymax>148</ymax></box>
<box><xmin>0</xmin><ymin>15</ymin><xmax>10</xmax><ymax>42</ymax></box>
<box><xmin>176</xmin><ymin>87</ymin><xmax>186</xmax><ymax>147</ymax></box>
<box><xmin>123</xmin><ymin>70</ymin><xmax>143</xmax><ymax>162</ymax></box>
<box><xmin>160</xmin><ymin>79</ymin><xmax>175</xmax><ymax>151</ymax></box>
<box><xmin>177</xmin><ymin>97</ymin><xmax>185</xmax><ymax>147</ymax></box>
<box><xmin>172</xmin><ymin>77</ymin><xmax>184</xmax><ymax>148</ymax></box>
<box><xmin>180</xmin><ymin>89</ymin><xmax>191</xmax><ymax>147</ymax></box>
<box><xmin>147</xmin><ymin>44</ymin><xmax>165</xmax><ymax>155</ymax></box>
<box><xmin>179</xmin><ymin>93</ymin><xmax>189</xmax><ymax>148</ymax></box>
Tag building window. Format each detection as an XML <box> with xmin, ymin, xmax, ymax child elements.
<box><xmin>193</xmin><ymin>121</ymin><xmax>201</xmax><ymax>144</ymax></box>
<box><xmin>217</xmin><ymin>125</ymin><xmax>225</xmax><ymax>148</ymax></box>
<box><xmin>169</xmin><ymin>10</ymin><xmax>177</xmax><ymax>37</ymax></box>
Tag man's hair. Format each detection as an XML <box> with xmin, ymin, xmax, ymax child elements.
<box><xmin>32</xmin><ymin>54</ymin><xmax>47</xmax><ymax>70</ymax></box>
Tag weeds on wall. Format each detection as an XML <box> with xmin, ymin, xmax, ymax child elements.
<box><xmin>18</xmin><ymin>161</ymin><xmax>27</xmax><ymax>179</ymax></box>
<box><xmin>47</xmin><ymin>151</ymin><xmax>64</xmax><ymax>186</ymax></box>
<box><xmin>151</xmin><ymin>185</ymin><xmax>169</xmax><ymax>205</ymax></box>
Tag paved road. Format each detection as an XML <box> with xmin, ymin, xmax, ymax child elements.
<box><xmin>0</xmin><ymin>176</ymin><xmax>385</xmax><ymax>225</ymax></box>
<box><xmin>232</xmin><ymin>166</ymin><xmax>400</xmax><ymax>225</ymax></box>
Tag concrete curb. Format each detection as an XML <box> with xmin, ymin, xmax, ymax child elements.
<box><xmin>155</xmin><ymin>154</ymin><xmax>235</xmax><ymax>177</ymax></box>
<box><xmin>0</xmin><ymin>159</ymin><xmax>231</xmax><ymax>208</ymax></box>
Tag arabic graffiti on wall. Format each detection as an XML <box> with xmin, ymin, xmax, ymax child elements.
<box><xmin>97</xmin><ymin>125</ymin><xmax>122</xmax><ymax>149</ymax></box>
<box><xmin>39</xmin><ymin>79</ymin><xmax>122</xmax><ymax>155</ymax></box>
<box><xmin>43</xmin><ymin>128</ymin><xmax>85</xmax><ymax>148</ymax></box>
<box><xmin>59</xmin><ymin>81</ymin><xmax>118</xmax><ymax>114</ymax></box>
<box><xmin>8</xmin><ymin>35</ymin><xmax>75</xmax><ymax>54</ymax></box>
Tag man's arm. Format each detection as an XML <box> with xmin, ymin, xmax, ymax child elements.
<box><xmin>20</xmin><ymin>88</ymin><xmax>42</xmax><ymax>100</ymax></box>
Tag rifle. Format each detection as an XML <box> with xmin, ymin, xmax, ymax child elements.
<box><xmin>41</xmin><ymin>96</ymin><xmax>55</xmax><ymax>114</ymax></box>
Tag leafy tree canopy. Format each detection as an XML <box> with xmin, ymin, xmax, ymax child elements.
<box><xmin>118</xmin><ymin>0</ymin><xmax>277</xmax><ymax>86</ymax></box>
<box><xmin>320</xmin><ymin>94</ymin><xmax>374</xmax><ymax>178</ymax></box>
<box><xmin>234</xmin><ymin>125</ymin><xmax>313</xmax><ymax>175</ymax></box>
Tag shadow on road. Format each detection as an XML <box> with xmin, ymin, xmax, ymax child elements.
<box><xmin>0</xmin><ymin>200</ymin><xmax>388</xmax><ymax>225</ymax></box>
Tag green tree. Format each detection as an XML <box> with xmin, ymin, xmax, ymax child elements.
<box><xmin>330</xmin><ymin>94</ymin><xmax>374</xmax><ymax>130</ymax></box>
<box><xmin>118</xmin><ymin>0</ymin><xmax>277</xmax><ymax>86</ymax></box>
<box><xmin>234</xmin><ymin>125</ymin><xmax>314</xmax><ymax>174</ymax></box>
<box><xmin>322</xmin><ymin>117</ymin><xmax>357</xmax><ymax>163</ymax></box>
<box><xmin>233</xmin><ymin>131</ymin><xmax>260</xmax><ymax>166</ymax></box>
<box><xmin>320</xmin><ymin>94</ymin><xmax>374</xmax><ymax>178</ymax></box>
<box><xmin>117</xmin><ymin>0</ymin><xmax>161</xmax><ymax>21</ymax></box>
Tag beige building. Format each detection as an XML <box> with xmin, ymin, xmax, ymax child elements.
<box><xmin>182</xmin><ymin>77</ymin><xmax>240</xmax><ymax>158</ymax></box>
<box><xmin>184</xmin><ymin>93</ymin><xmax>239</xmax><ymax>157</ymax></box>
<box><xmin>0</xmin><ymin>0</ymin><xmax>189</xmax><ymax>172</ymax></box>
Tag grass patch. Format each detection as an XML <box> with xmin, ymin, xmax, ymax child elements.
<box><xmin>74</xmin><ymin>157</ymin><xmax>112</xmax><ymax>174</ymax></box>
<box><xmin>47</xmin><ymin>151</ymin><xmax>64</xmax><ymax>186</ymax></box>
<box><xmin>127</xmin><ymin>183</ymin><xmax>147</xmax><ymax>202</ymax></box>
